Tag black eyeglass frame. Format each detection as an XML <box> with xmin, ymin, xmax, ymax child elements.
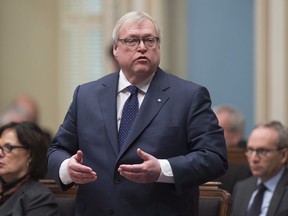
<box><xmin>245</xmin><ymin>147</ymin><xmax>284</xmax><ymax>157</ymax></box>
<box><xmin>0</xmin><ymin>144</ymin><xmax>29</xmax><ymax>155</ymax></box>
<box><xmin>118</xmin><ymin>36</ymin><xmax>160</xmax><ymax>49</ymax></box>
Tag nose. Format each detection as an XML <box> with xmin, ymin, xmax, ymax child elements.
<box><xmin>137</xmin><ymin>40</ymin><xmax>147</xmax><ymax>51</ymax></box>
<box><xmin>249</xmin><ymin>151</ymin><xmax>261</xmax><ymax>161</ymax></box>
<box><xmin>0</xmin><ymin>148</ymin><xmax>4</xmax><ymax>157</ymax></box>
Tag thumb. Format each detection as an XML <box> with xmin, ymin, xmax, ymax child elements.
<box><xmin>137</xmin><ymin>148</ymin><xmax>150</xmax><ymax>161</ymax></box>
<box><xmin>74</xmin><ymin>150</ymin><xmax>83</xmax><ymax>164</ymax></box>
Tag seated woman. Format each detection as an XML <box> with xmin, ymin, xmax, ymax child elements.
<box><xmin>0</xmin><ymin>121</ymin><xmax>60</xmax><ymax>216</ymax></box>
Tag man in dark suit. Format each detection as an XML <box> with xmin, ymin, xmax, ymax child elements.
<box><xmin>231</xmin><ymin>120</ymin><xmax>288</xmax><ymax>216</ymax></box>
<box><xmin>47</xmin><ymin>11</ymin><xmax>227</xmax><ymax>216</ymax></box>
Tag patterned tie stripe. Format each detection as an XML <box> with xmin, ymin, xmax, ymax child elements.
<box><xmin>246</xmin><ymin>183</ymin><xmax>267</xmax><ymax>216</ymax></box>
<box><xmin>118</xmin><ymin>85</ymin><xmax>139</xmax><ymax>151</ymax></box>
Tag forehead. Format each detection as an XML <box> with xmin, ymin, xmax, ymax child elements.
<box><xmin>118</xmin><ymin>19</ymin><xmax>157</xmax><ymax>37</ymax></box>
<box><xmin>0</xmin><ymin>129</ymin><xmax>18</xmax><ymax>144</ymax></box>
<box><xmin>216</xmin><ymin>111</ymin><xmax>229</xmax><ymax>125</ymax></box>
<box><xmin>247</xmin><ymin>127</ymin><xmax>278</xmax><ymax>148</ymax></box>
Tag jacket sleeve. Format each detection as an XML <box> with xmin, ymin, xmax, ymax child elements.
<box><xmin>168</xmin><ymin>86</ymin><xmax>228</xmax><ymax>192</ymax></box>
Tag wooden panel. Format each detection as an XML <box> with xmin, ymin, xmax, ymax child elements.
<box><xmin>227</xmin><ymin>148</ymin><xmax>248</xmax><ymax>164</ymax></box>
<box><xmin>199</xmin><ymin>182</ymin><xmax>231</xmax><ymax>216</ymax></box>
<box><xmin>39</xmin><ymin>179</ymin><xmax>77</xmax><ymax>197</ymax></box>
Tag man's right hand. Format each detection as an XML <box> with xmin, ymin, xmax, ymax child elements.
<box><xmin>67</xmin><ymin>150</ymin><xmax>97</xmax><ymax>184</ymax></box>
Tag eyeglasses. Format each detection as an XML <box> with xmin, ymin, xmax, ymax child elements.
<box><xmin>0</xmin><ymin>144</ymin><xmax>28</xmax><ymax>155</ymax></box>
<box><xmin>245</xmin><ymin>147</ymin><xmax>283</xmax><ymax>157</ymax></box>
<box><xmin>118</xmin><ymin>37</ymin><xmax>160</xmax><ymax>49</ymax></box>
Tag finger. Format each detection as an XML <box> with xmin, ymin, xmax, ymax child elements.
<box><xmin>71</xmin><ymin>169</ymin><xmax>96</xmax><ymax>178</ymax></box>
<box><xmin>118</xmin><ymin>164</ymin><xmax>142</xmax><ymax>173</ymax></box>
<box><xmin>74</xmin><ymin>150</ymin><xmax>83</xmax><ymax>163</ymax></box>
<box><xmin>70</xmin><ymin>170</ymin><xmax>97</xmax><ymax>184</ymax></box>
<box><xmin>68</xmin><ymin>157</ymin><xmax>94</xmax><ymax>174</ymax></box>
<box><xmin>71</xmin><ymin>163</ymin><xmax>94</xmax><ymax>173</ymax></box>
<box><xmin>119</xmin><ymin>171</ymin><xmax>145</xmax><ymax>183</ymax></box>
<box><xmin>136</xmin><ymin>148</ymin><xmax>150</xmax><ymax>161</ymax></box>
<box><xmin>73</xmin><ymin>175</ymin><xmax>97</xmax><ymax>184</ymax></box>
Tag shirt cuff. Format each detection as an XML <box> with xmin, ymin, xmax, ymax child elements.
<box><xmin>157</xmin><ymin>159</ymin><xmax>175</xmax><ymax>183</ymax></box>
<box><xmin>59</xmin><ymin>158</ymin><xmax>73</xmax><ymax>185</ymax></box>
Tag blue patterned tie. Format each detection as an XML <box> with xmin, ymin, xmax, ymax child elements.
<box><xmin>118</xmin><ymin>85</ymin><xmax>139</xmax><ymax>151</ymax></box>
<box><xmin>246</xmin><ymin>183</ymin><xmax>267</xmax><ymax>216</ymax></box>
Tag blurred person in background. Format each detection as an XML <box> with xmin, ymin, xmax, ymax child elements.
<box><xmin>0</xmin><ymin>95</ymin><xmax>52</xmax><ymax>145</ymax></box>
<box><xmin>12</xmin><ymin>95</ymin><xmax>39</xmax><ymax>123</ymax></box>
<box><xmin>0</xmin><ymin>105</ymin><xmax>30</xmax><ymax>126</ymax></box>
<box><xmin>214</xmin><ymin>104</ymin><xmax>251</xmax><ymax>194</ymax></box>
<box><xmin>214</xmin><ymin>104</ymin><xmax>247</xmax><ymax>149</ymax></box>
<box><xmin>0</xmin><ymin>121</ymin><xmax>60</xmax><ymax>216</ymax></box>
<box><xmin>231</xmin><ymin>120</ymin><xmax>288</xmax><ymax>216</ymax></box>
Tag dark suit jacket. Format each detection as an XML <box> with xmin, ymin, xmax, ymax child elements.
<box><xmin>0</xmin><ymin>180</ymin><xmax>60</xmax><ymax>216</ymax></box>
<box><xmin>48</xmin><ymin>68</ymin><xmax>227</xmax><ymax>216</ymax></box>
<box><xmin>217</xmin><ymin>163</ymin><xmax>252</xmax><ymax>194</ymax></box>
<box><xmin>231</xmin><ymin>168</ymin><xmax>288</xmax><ymax>216</ymax></box>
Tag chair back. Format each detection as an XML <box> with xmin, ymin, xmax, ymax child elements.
<box><xmin>41</xmin><ymin>179</ymin><xmax>231</xmax><ymax>216</ymax></box>
<box><xmin>40</xmin><ymin>179</ymin><xmax>77</xmax><ymax>216</ymax></box>
<box><xmin>199</xmin><ymin>182</ymin><xmax>231</xmax><ymax>216</ymax></box>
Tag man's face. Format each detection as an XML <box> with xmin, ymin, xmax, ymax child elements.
<box><xmin>246</xmin><ymin>127</ymin><xmax>287</xmax><ymax>181</ymax></box>
<box><xmin>113</xmin><ymin>19</ymin><xmax>160</xmax><ymax>83</ymax></box>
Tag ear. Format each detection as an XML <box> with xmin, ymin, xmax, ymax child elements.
<box><xmin>280</xmin><ymin>148</ymin><xmax>288</xmax><ymax>165</ymax></box>
<box><xmin>113</xmin><ymin>44</ymin><xmax>118</xmax><ymax>58</ymax></box>
<box><xmin>27</xmin><ymin>152</ymin><xmax>32</xmax><ymax>163</ymax></box>
<box><xmin>27</xmin><ymin>158</ymin><xmax>32</xmax><ymax>167</ymax></box>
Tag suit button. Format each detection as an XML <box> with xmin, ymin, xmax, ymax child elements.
<box><xmin>114</xmin><ymin>179</ymin><xmax>120</xmax><ymax>184</ymax></box>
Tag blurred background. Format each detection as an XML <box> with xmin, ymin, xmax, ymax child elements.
<box><xmin>0</xmin><ymin>0</ymin><xmax>287</xmax><ymax>139</ymax></box>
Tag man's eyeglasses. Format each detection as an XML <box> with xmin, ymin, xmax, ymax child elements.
<box><xmin>118</xmin><ymin>37</ymin><xmax>160</xmax><ymax>49</ymax></box>
<box><xmin>0</xmin><ymin>144</ymin><xmax>28</xmax><ymax>155</ymax></box>
<box><xmin>245</xmin><ymin>147</ymin><xmax>283</xmax><ymax>157</ymax></box>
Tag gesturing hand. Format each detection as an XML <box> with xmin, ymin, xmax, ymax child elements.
<box><xmin>67</xmin><ymin>150</ymin><xmax>97</xmax><ymax>184</ymax></box>
<box><xmin>118</xmin><ymin>148</ymin><xmax>161</xmax><ymax>183</ymax></box>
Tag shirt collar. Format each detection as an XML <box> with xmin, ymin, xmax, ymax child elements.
<box><xmin>258</xmin><ymin>167</ymin><xmax>285</xmax><ymax>192</ymax></box>
<box><xmin>118</xmin><ymin>69</ymin><xmax>155</xmax><ymax>94</ymax></box>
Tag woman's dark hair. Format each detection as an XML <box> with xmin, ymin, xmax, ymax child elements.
<box><xmin>0</xmin><ymin>121</ymin><xmax>49</xmax><ymax>180</ymax></box>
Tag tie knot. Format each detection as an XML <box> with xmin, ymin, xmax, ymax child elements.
<box><xmin>258</xmin><ymin>183</ymin><xmax>267</xmax><ymax>192</ymax></box>
<box><xmin>127</xmin><ymin>85</ymin><xmax>138</xmax><ymax>95</ymax></box>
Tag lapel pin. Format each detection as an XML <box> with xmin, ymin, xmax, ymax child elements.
<box><xmin>157</xmin><ymin>99</ymin><xmax>161</xmax><ymax>102</ymax></box>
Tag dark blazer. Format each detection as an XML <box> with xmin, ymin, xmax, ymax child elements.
<box><xmin>48</xmin><ymin>68</ymin><xmax>227</xmax><ymax>216</ymax></box>
<box><xmin>217</xmin><ymin>163</ymin><xmax>252</xmax><ymax>194</ymax></box>
<box><xmin>0</xmin><ymin>180</ymin><xmax>60</xmax><ymax>216</ymax></box>
<box><xmin>231</xmin><ymin>168</ymin><xmax>288</xmax><ymax>216</ymax></box>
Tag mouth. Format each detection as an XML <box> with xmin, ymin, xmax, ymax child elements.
<box><xmin>251</xmin><ymin>166</ymin><xmax>262</xmax><ymax>172</ymax></box>
<box><xmin>135</xmin><ymin>56</ymin><xmax>149</xmax><ymax>62</ymax></box>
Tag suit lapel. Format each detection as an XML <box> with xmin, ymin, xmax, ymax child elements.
<box><xmin>240</xmin><ymin>178</ymin><xmax>258</xmax><ymax>215</ymax></box>
<box><xmin>118</xmin><ymin>69</ymin><xmax>170</xmax><ymax>155</ymax></box>
<box><xmin>267</xmin><ymin>168</ymin><xmax>288</xmax><ymax>216</ymax></box>
<box><xmin>99</xmin><ymin>73</ymin><xmax>119</xmax><ymax>156</ymax></box>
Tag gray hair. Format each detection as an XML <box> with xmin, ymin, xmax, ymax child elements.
<box><xmin>213</xmin><ymin>105</ymin><xmax>245</xmax><ymax>135</ymax></box>
<box><xmin>112</xmin><ymin>11</ymin><xmax>161</xmax><ymax>45</ymax></box>
<box><xmin>255</xmin><ymin>120</ymin><xmax>288</xmax><ymax>149</ymax></box>
<box><xmin>0</xmin><ymin>105</ymin><xmax>30</xmax><ymax>126</ymax></box>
